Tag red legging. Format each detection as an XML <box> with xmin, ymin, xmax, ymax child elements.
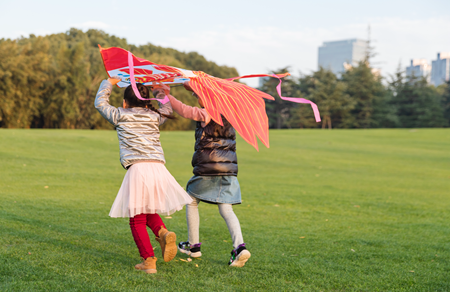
<box><xmin>129</xmin><ymin>213</ymin><xmax>166</xmax><ymax>259</ymax></box>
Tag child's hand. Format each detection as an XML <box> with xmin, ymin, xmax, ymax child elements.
<box><xmin>183</xmin><ymin>81</ymin><xmax>199</xmax><ymax>99</ymax></box>
<box><xmin>183</xmin><ymin>81</ymin><xmax>194</xmax><ymax>92</ymax></box>
<box><xmin>108</xmin><ymin>76</ymin><xmax>121</xmax><ymax>85</ymax></box>
<box><xmin>151</xmin><ymin>82</ymin><xmax>170</xmax><ymax>98</ymax></box>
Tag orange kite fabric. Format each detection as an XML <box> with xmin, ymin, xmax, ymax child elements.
<box><xmin>99</xmin><ymin>45</ymin><xmax>319</xmax><ymax>150</ymax></box>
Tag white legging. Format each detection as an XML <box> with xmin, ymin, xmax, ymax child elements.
<box><xmin>186</xmin><ymin>196</ymin><xmax>244</xmax><ymax>249</ymax></box>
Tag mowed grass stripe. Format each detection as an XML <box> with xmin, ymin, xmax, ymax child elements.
<box><xmin>0</xmin><ymin>129</ymin><xmax>449</xmax><ymax>291</ymax></box>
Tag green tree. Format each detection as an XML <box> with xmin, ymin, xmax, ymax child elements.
<box><xmin>389</xmin><ymin>72</ymin><xmax>447</xmax><ymax>128</ymax></box>
<box><xmin>260</xmin><ymin>68</ymin><xmax>300</xmax><ymax>129</ymax></box>
<box><xmin>290</xmin><ymin>68</ymin><xmax>354</xmax><ymax>129</ymax></box>
<box><xmin>0</xmin><ymin>29</ymin><xmax>239</xmax><ymax>130</ymax></box>
<box><xmin>440</xmin><ymin>80</ymin><xmax>450</xmax><ymax>127</ymax></box>
<box><xmin>341</xmin><ymin>61</ymin><xmax>386</xmax><ymax>128</ymax></box>
<box><xmin>0</xmin><ymin>36</ymin><xmax>50</xmax><ymax>128</ymax></box>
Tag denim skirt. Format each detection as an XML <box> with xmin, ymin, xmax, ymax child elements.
<box><xmin>186</xmin><ymin>175</ymin><xmax>241</xmax><ymax>205</ymax></box>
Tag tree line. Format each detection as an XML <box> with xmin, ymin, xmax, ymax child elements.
<box><xmin>1</xmin><ymin>29</ymin><xmax>449</xmax><ymax>130</ymax></box>
<box><xmin>262</xmin><ymin>64</ymin><xmax>450</xmax><ymax>129</ymax></box>
<box><xmin>0</xmin><ymin>29</ymin><xmax>238</xmax><ymax>130</ymax></box>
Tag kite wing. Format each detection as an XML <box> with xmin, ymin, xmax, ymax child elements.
<box><xmin>98</xmin><ymin>46</ymin><xmax>320</xmax><ymax>150</ymax></box>
<box><xmin>188</xmin><ymin>71</ymin><xmax>278</xmax><ymax>150</ymax></box>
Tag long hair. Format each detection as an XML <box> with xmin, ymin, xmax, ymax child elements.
<box><xmin>123</xmin><ymin>84</ymin><xmax>175</xmax><ymax>119</ymax></box>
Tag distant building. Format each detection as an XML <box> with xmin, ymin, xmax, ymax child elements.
<box><xmin>318</xmin><ymin>39</ymin><xmax>368</xmax><ymax>76</ymax></box>
<box><xmin>406</xmin><ymin>59</ymin><xmax>432</xmax><ymax>83</ymax></box>
<box><xmin>431</xmin><ymin>52</ymin><xmax>450</xmax><ymax>86</ymax></box>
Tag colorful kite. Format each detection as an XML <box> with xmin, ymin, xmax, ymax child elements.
<box><xmin>99</xmin><ymin>45</ymin><xmax>320</xmax><ymax>150</ymax></box>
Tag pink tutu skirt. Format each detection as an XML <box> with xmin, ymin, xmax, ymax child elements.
<box><xmin>109</xmin><ymin>162</ymin><xmax>193</xmax><ymax>217</ymax></box>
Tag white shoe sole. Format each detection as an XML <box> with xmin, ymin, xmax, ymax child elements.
<box><xmin>178</xmin><ymin>247</ymin><xmax>202</xmax><ymax>258</ymax></box>
<box><xmin>190</xmin><ymin>251</ymin><xmax>202</xmax><ymax>258</ymax></box>
<box><xmin>178</xmin><ymin>246</ymin><xmax>191</xmax><ymax>255</ymax></box>
<box><xmin>230</xmin><ymin>250</ymin><xmax>251</xmax><ymax>267</ymax></box>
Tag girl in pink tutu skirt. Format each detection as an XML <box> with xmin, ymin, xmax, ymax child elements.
<box><xmin>95</xmin><ymin>76</ymin><xmax>192</xmax><ymax>274</ymax></box>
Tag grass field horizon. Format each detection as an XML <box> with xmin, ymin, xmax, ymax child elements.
<box><xmin>1</xmin><ymin>128</ymin><xmax>449</xmax><ymax>291</ymax></box>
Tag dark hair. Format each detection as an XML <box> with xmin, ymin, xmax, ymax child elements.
<box><xmin>124</xmin><ymin>84</ymin><xmax>175</xmax><ymax>119</ymax></box>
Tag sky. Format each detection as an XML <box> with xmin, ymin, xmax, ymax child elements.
<box><xmin>1</xmin><ymin>0</ymin><xmax>449</xmax><ymax>87</ymax></box>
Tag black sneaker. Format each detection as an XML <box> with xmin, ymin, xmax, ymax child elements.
<box><xmin>228</xmin><ymin>243</ymin><xmax>251</xmax><ymax>267</ymax></box>
<box><xmin>178</xmin><ymin>241</ymin><xmax>202</xmax><ymax>258</ymax></box>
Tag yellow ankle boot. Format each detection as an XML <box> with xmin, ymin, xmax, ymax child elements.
<box><xmin>135</xmin><ymin>257</ymin><xmax>157</xmax><ymax>274</ymax></box>
<box><xmin>155</xmin><ymin>228</ymin><xmax>177</xmax><ymax>262</ymax></box>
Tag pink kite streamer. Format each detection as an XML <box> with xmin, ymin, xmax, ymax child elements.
<box><xmin>128</xmin><ymin>51</ymin><xmax>146</xmax><ymax>100</ymax></box>
<box><xmin>272</xmin><ymin>74</ymin><xmax>321</xmax><ymax>122</ymax></box>
<box><xmin>225</xmin><ymin>73</ymin><xmax>321</xmax><ymax>123</ymax></box>
<box><xmin>127</xmin><ymin>51</ymin><xmax>169</xmax><ymax>104</ymax></box>
<box><xmin>157</xmin><ymin>95</ymin><xmax>170</xmax><ymax>104</ymax></box>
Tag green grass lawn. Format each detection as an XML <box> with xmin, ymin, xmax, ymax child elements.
<box><xmin>0</xmin><ymin>128</ymin><xmax>449</xmax><ymax>291</ymax></box>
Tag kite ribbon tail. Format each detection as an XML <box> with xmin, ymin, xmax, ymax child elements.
<box><xmin>272</xmin><ymin>74</ymin><xmax>321</xmax><ymax>123</ymax></box>
<box><xmin>158</xmin><ymin>95</ymin><xmax>170</xmax><ymax>104</ymax></box>
<box><xmin>226</xmin><ymin>73</ymin><xmax>290</xmax><ymax>81</ymax></box>
<box><xmin>127</xmin><ymin>51</ymin><xmax>170</xmax><ymax>104</ymax></box>
<box><xmin>226</xmin><ymin>73</ymin><xmax>320</xmax><ymax>122</ymax></box>
<box><xmin>128</xmin><ymin>51</ymin><xmax>146</xmax><ymax>100</ymax></box>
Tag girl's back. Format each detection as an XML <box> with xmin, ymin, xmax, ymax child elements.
<box><xmin>93</xmin><ymin>77</ymin><xmax>192</xmax><ymax>274</ymax></box>
<box><xmin>95</xmin><ymin>80</ymin><xmax>171</xmax><ymax>169</ymax></box>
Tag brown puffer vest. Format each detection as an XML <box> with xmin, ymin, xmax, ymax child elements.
<box><xmin>191</xmin><ymin>117</ymin><xmax>238</xmax><ymax>176</ymax></box>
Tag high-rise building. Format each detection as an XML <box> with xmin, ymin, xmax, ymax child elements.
<box><xmin>431</xmin><ymin>52</ymin><xmax>450</xmax><ymax>86</ymax></box>
<box><xmin>406</xmin><ymin>59</ymin><xmax>432</xmax><ymax>83</ymax></box>
<box><xmin>318</xmin><ymin>39</ymin><xmax>368</xmax><ymax>76</ymax></box>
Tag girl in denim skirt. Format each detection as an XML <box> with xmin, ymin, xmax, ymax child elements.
<box><xmin>160</xmin><ymin>82</ymin><xmax>251</xmax><ymax>267</ymax></box>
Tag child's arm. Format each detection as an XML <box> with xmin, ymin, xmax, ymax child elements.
<box><xmin>157</xmin><ymin>98</ymin><xmax>173</xmax><ymax>126</ymax></box>
<box><xmin>94</xmin><ymin>79</ymin><xmax>120</xmax><ymax>126</ymax></box>
<box><xmin>167</xmin><ymin>95</ymin><xmax>211</xmax><ymax>125</ymax></box>
<box><xmin>152</xmin><ymin>87</ymin><xmax>173</xmax><ymax>125</ymax></box>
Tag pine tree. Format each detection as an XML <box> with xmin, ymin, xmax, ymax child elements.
<box><xmin>290</xmin><ymin>68</ymin><xmax>354</xmax><ymax>129</ymax></box>
<box><xmin>389</xmin><ymin>72</ymin><xmax>447</xmax><ymax>128</ymax></box>
<box><xmin>341</xmin><ymin>61</ymin><xmax>386</xmax><ymax>128</ymax></box>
